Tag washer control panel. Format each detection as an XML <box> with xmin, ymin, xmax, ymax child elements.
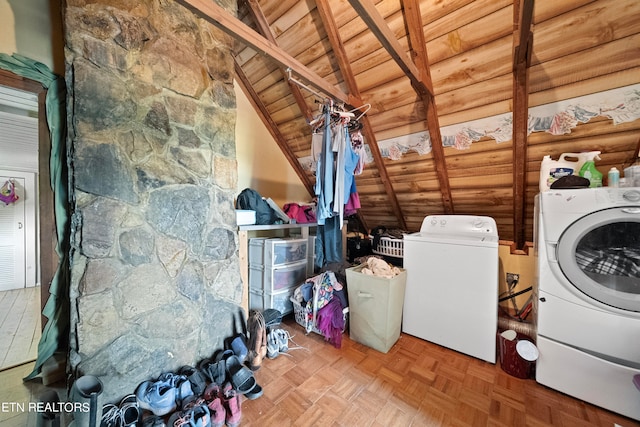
<box><xmin>420</xmin><ymin>215</ymin><xmax>497</xmax><ymax>236</ymax></box>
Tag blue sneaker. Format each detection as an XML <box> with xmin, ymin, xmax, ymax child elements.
<box><xmin>158</xmin><ymin>372</ymin><xmax>193</xmax><ymax>404</ymax></box>
<box><xmin>135</xmin><ymin>380</ymin><xmax>177</xmax><ymax>417</ymax></box>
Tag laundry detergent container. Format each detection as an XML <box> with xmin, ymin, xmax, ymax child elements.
<box><xmin>345</xmin><ymin>264</ymin><xmax>407</xmax><ymax>353</ymax></box>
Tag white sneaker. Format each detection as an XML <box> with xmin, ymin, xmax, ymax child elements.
<box><xmin>266</xmin><ymin>330</ymin><xmax>280</xmax><ymax>359</ymax></box>
<box><xmin>276</xmin><ymin>329</ymin><xmax>290</xmax><ymax>353</ymax></box>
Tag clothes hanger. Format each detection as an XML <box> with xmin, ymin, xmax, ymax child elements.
<box><xmin>346</xmin><ymin>103</ymin><xmax>371</xmax><ymax>121</ymax></box>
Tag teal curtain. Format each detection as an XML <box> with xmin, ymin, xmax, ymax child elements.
<box><xmin>0</xmin><ymin>53</ymin><xmax>69</xmax><ymax>381</ymax></box>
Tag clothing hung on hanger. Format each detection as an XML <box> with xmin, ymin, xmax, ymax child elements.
<box><xmin>314</xmin><ymin>103</ymin><xmax>334</xmax><ymax>225</ymax></box>
<box><xmin>312</xmin><ymin>99</ymin><xmax>367</xmax><ymax>265</ymax></box>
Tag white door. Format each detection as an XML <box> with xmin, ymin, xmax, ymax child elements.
<box><xmin>0</xmin><ymin>176</ymin><xmax>25</xmax><ymax>291</ymax></box>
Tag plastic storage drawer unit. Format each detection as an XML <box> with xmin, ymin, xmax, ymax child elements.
<box><xmin>249</xmin><ymin>237</ymin><xmax>308</xmax><ymax>267</ymax></box>
<box><xmin>249</xmin><ymin>260</ymin><xmax>308</xmax><ymax>292</ymax></box>
<box><xmin>249</xmin><ymin>288</ymin><xmax>296</xmax><ymax>315</ymax></box>
<box><xmin>345</xmin><ymin>264</ymin><xmax>407</xmax><ymax>353</ymax></box>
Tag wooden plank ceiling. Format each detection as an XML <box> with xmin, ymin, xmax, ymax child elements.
<box><xmin>180</xmin><ymin>0</ymin><xmax>640</xmax><ymax>250</ymax></box>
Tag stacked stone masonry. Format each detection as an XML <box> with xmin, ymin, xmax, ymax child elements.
<box><xmin>64</xmin><ymin>0</ymin><xmax>241</xmax><ymax>402</ymax></box>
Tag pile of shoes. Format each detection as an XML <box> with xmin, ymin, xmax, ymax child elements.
<box><xmin>55</xmin><ymin>308</ymin><xmax>307</xmax><ymax>426</ymax></box>
<box><xmin>97</xmin><ymin>310</ymin><xmax>273</xmax><ymax>426</ymax></box>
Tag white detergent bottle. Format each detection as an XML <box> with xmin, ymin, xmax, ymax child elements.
<box><xmin>539</xmin><ymin>153</ymin><xmax>582</xmax><ymax>192</ymax></box>
<box><xmin>624</xmin><ymin>154</ymin><xmax>640</xmax><ymax>187</ymax></box>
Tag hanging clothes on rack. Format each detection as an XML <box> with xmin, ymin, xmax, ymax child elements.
<box><xmin>332</xmin><ymin>118</ymin><xmax>347</xmax><ymax>225</ymax></box>
<box><xmin>314</xmin><ymin>102</ymin><xmax>334</xmax><ymax>225</ymax></box>
<box><xmin>311</xmin><ymin>100</ymin><xmax>366</xmax><ymax>266</ymax></box>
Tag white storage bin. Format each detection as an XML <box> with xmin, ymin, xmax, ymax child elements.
<box><xmin>249</xmin><ymin>237</ymin><xmax>308</xmax><ymax>267</ymax></box>
<box><xmin>249</xmin><ymin>287</ymin><xmax>296</xmax><ymax>315</ymax></box>
<box><xmin>235</xmin><ymin>210</ymin><xmax>256</xmax><ymax>225</ymax></box>
<box><xmin>249</xmin><ymin>260</ymin><xmax>308</xmax><ymax>292</ymax></box>
<box><xmin>248</xmin><ymin>238</ymin><xmax>265</xmax><ymax>265</ymax></box>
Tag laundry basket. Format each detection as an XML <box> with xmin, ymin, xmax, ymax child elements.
<box><xmin>291</xmin><ymin>273</ymin><xmax>348</xmax><ymax>336</ymax></box>
<box><xmin>291</xmin><ymin>294</ymin><xmax>321</xmax><ymax>335</ymax></box>
<box><xmin>372</xmin><ymin>236</ymin><xmax>404</xmax><ymax>258</ymax></box>
<box><xmin>370</xmin><ymin>235</ymin><xmax>404</xmax><ymax>266</ymax></box>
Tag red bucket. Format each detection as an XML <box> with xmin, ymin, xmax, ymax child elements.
<box><xmin>497</xmin><ymin>330</ymin><xmax>538</xmax><ymax>379</ymax></box>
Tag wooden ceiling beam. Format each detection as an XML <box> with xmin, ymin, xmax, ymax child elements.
<box><xmin>315</xmin><ymin>0</ymin><xmax>405</xmax><ymax>230</ymax></box>
<box><xmin>178</xmin><ymin>0</ymin><xmax>356</xmax><ymax>106</ymax></box>
<box><xmin>234</xmin><ymin>59</ymin><xmax>315</xmax><ymax>195</ymax></box>
<box><xmin>512</xmin><ymin>0</ymin><xmax>534</xmax><ymax>252</ymax></box>
<box><xmin>400</xmin><ymin>0</ymin><xmax>454</xmax><ymax>214</ymax></box>
<box><xmin>243</xmin><ymin>0</ymin><xmax>313</xmax><ymax>122</ymax></box>
<box><xmin>348</xmin><ymin>0</ymin><xmax>433</xmax><ymax>98</ymax></box>
<box><xmin>349</xmin><ymin>0</ymin><xmax>453</xmax><ymax>216</ymax></box>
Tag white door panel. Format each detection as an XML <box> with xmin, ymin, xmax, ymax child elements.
<box><xmin>0</xmin><ymin>176</ymin><xmax>25</xmax><ymax>290</ymax></box>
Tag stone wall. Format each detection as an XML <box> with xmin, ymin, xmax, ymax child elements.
<box><xmin>63</xmin><ymin>0</ymin><xmax>241</xmax><ymax>402</ymax></box>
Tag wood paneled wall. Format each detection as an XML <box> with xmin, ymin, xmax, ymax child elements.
<box><xmin>234</xmin><ymin>0</ymin><xmax>640</xmax><ymax>242</ymax></box>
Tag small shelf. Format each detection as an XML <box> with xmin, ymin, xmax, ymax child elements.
<box><xmin>238</xmin><ymin>223</ymin><xmax>318</xmax><ymax>232</ymax></box>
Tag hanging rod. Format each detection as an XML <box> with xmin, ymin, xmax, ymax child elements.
<box><xmin>286</xmin><ymin>69</ymin><xmax>369</xmax><ymax>122</ymax></box>
<box><xmin>286</xmin><ymin>68</ymin><xmax>326</xmax><ymax>101</ymax></box>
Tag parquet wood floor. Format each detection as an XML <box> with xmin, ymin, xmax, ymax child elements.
<box><xmin>0</xmin><ymin>316</ymin><xmax>638</xmax><ymax>426</ymax></box>
<box><xmin>241</xmin><ymin>317</ymin><xmax>640</xmax><ymax>427</ymax></box>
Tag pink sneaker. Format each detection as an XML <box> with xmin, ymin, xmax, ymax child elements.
<box><xmin>207</xmin><ymin>396</ymin><xmax>225</xmax><ymax>427</ymax></box>
<box><xmin>222</xmin><ymin>382</ymin><xmax>241</xmax><ymax>427</ymax></box>
<box><xmin>203</xmin><ymin>383</ymin><xmax>225</xmax><ymax>427</ymax></box>
<box><xmin>203</xmin><ymin>383</ymin><xmax>221</xmax><ymax>402</ymax></box>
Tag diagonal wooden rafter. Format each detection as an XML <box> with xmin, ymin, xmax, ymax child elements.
<box><xmin>177</xmin><ymin>0</ymin><xmax>357</xmax><ymax>106</ymax></box>
<box><xmin>512</xmin><ymin>0</ymin><xmax>535</xmax><ymax>253</ymax></box>
<box><xmin>350</xmin><ymin>0</ymin><xmax>454</xmax><ymax>214</ymax></box>
<box><xmin>400</xmin><ymin>0</ymin><xmax>453</xmax><ymax>214</ymax></box>
<box><xmin>315</xmin><ymin>0</ymin><xmax>405</xmax><ymax>230</ymax></box>
<box><xmin>243</xmin><ymin>0</ymin><xmax>313</xmax><ymax>122</ymax></box>
<box><xmin>179</xmin><ymin>0</ymin><xmax>409</xmax><ymax>229</ymax></box>
<box><xmin>234</xmin><ymin>59</ymin><xmax>315</xmax><ymax>195</ymax></box>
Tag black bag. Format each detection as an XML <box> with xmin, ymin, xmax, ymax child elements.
<box><xmin>346</xmin><ymin>236</ymin><xmax>372</xmax><ymax>262</ymax></box>
<box><xmin>235</xmin><ymin>188</ymin><xmax>276</xmax><ymax>225</ymax></box>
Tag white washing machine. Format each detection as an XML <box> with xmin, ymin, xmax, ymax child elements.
<box><xmin>403</xmin><ymin>215</ymin><xmax>499</xmax><ymax>363</ymax></box>
<box><xmin>535</xmin><ymin>187</ymin><xmax>640</xmax><ymax>421</ymax></box>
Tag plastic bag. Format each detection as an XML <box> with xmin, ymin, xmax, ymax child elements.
<box><xmin>0</xmin><ymin>179</ymin><xmax>19</xmax><ymax>205</ymax></box>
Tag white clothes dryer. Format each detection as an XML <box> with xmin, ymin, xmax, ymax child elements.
<box><xmin>403</xmin><ymin>215</ymin><xmax>499</xmax><ymax>363</ymax></box>
<box><xmin>535</xmin><ymin>187</ymin><xmax>640</xmax><ymax>421</ymax></box>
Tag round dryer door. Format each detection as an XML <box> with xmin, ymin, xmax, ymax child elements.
<box><xmin>556</xmin><ymin>206</ymin><xmax>640</xmax><ymax>312</ymax></box>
